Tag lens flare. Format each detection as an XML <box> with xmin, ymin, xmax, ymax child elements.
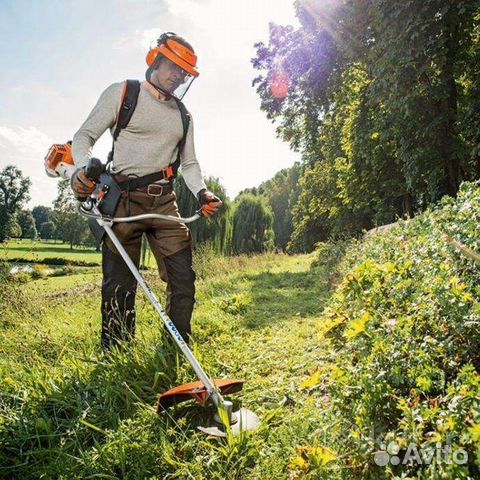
<box><xmin>269</xmin><ymin>70</ymin><xmax>291</xmax><ymax>99</ymax></box>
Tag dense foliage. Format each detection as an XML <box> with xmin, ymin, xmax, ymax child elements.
<box><xmin>174</xmin><ymin>174</ymin><xmax>231</xmax><ymax>253</ymax></box>
<box><xmin>53</xmin><ymin>179</ymin><xmax>96</xmax><ymax>248</ymax></box>
<box><xmin>175</xmin><ymin>174</ymin><xmax>277</xmax><ymax>255</ymax></box>
<box><xmin>252</xmin><ymin>0</ymin><xmax>480</xmax><ymax>251</ymax></box>
<box><xmin>229</xmin><ymin>194</ymin><xmax>275</xmax><ymax>254</ymax></box>
<box><xmin>17</xmin><ymin>210</ymin><xmax>37</xmax><ymax>239</ymax></box>
<box><xmin>297</xmin><ymin>181</ymin><xmax>480</xmax><ymax>479</ymax></box>
<box><xmin>32</xmin><ymin>205</ymin><xmax>56</xmax><ymax>239</ymax></box>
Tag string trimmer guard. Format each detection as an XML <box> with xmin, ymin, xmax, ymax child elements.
<box><xmin>157</xmin><ymin>379</ymin><xmax>244</xmax><ymax>411</ymax></box>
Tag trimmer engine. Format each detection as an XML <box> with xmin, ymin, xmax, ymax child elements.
<box><xmin>44</xmin><ymin>141</ymin><xmax>75</xmax><ymax>179</ymax></box>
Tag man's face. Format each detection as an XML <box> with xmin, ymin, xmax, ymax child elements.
<box><xmin>153</xmin><ymin>57</ymin><xmax>189</xmax><ymax>93</ymax></box>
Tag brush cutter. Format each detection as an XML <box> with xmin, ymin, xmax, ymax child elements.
<box><xmin>45</xmin><ymin>152</ymin><xmax>260</xmax><ymax>437</ymax></box>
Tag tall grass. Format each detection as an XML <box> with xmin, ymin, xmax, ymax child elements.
<box><xmin>1</xmin><ymin>247</ymin><xmax>333</xmax><ymax>479</ymax></box>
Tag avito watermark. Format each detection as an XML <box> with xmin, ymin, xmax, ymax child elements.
<box><xmin>373</xmin><ymin>439</ymin><xmax>468</xmax><ymax>467</ymax></box>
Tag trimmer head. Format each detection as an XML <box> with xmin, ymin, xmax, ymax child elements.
<box><xmin>157</xmin><ymin>378</ymin><xmax>244</xmax><ymax>411</ymax></box>
<box><xmin>157</xmin><ymin>379</ymin><xmax>261</xmax><ymax>437</ymax></box>
<box><xmin>197</xmin><ymin>407</ymin><xmax>261</xmax><ymax>437</ymax></box>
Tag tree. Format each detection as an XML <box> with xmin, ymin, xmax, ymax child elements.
<box><xmin>32</xmin><ymin>206</ymin><xmax>54</xmax><ymax>232</ymax></box>
<box><xmin>4</xmin><ymin>215</ymin><xmax>22</xmax><ymax>239</ymax></box>
<box><xmin>229</xmin><ymin>194</ymin><xmax>274</xmax><ymax>254</ymax></box>
<box><xmin>39</xmin><ymin>221</ymin><xmax>56</xmax><ymax>240</ymax></box>
<box><xmin>53</xmin><ymin>179</ymin><xmax>90</xmax><ymax>248</ymax></box>
<box><xmin>0</xmin><ymin>165</ymin><xmax>31</xmax><ymax>242</ymax></box>
<box><xmin>174</xmin><ymin>174</ymin><xmax>231</xmax><ymax>253</ymax></box>
<box><xmin>251</xmin><ymin>0</ymin><xmax>480</xmax><ymax>251</ymax></box>
<box><xmin>18</xmin><ymin>210</ymin><xmax>37</xmax><ymax>239</ymax></box>
<box><xmin>341</xmin><ymin>0</ymin><xmax>480</xmax><ymax>200</ymax></box>
<box><xmin>239</xmin><ymin>163</ymin><xmax>303</xmax><ymax>251</ymax></box>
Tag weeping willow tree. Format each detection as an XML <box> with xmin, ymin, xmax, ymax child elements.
<box><xmin>229</xmin><ymin>194</ymin><xmax>274</xmax><ymax>255</ymax></box>
<box><xmin>238</xmin><ymin>162</ymin><xmax>303</xmax><ymax>251</ymax></box>
<box><xmin>173</xmin><ymin>174</ymin><xmax>230</xmax><ymax>253</ymax></box>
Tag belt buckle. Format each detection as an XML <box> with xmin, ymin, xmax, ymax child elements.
<box><xmin>147</xmin><ymin>184</ymin><xmax>164</xmax><ymax>196</ymax></box>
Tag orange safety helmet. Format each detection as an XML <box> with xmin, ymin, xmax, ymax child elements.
<box><xmin>146</xmin><ymin>32</ymin><xmax>199</xmax><ymax>78</ymax></box>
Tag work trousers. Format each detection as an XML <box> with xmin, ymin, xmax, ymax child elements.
<box><xmin>101</xmin><ymin>189</ymin><xmax>195</xmax><ymax>350</ymax></box>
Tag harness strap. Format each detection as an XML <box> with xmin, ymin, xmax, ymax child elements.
<box><xmin>107</xmin><ymin>80</ymin><xmax>141</xmax><ymax>166</ymax></box>
<box><xmin>113</xmin><ymin>80</ymin><xmax>141</xmax><ymax>141</ymax></box>
<box><xmin>107</xmin><ymin>79</ymin><xmax>191</xmax><ymax>182</ymax></box>
<box><xmin>176</xmin><ymin>101</ymin><xmax>189</xmax><ymax>151</ymax></box>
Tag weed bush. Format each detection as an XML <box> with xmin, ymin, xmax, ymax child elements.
<box><xmin>308</xmin><ymin>182</ymin><xmax>480</xmax><ymax>479</ymax></box>
<box><xmin>31</xmin><ymin>263</ymin><xmax>50</xmax><ymax>279</ymax></box>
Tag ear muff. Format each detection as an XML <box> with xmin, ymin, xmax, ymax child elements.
<box><xmin>146</xmin><ymin>31</ymin><xmax>177</xmax><ymax>67</ymax></box>
<box><xmin>146</xmin><ymin>47</ymin><xmax>162</xmax><ymax>67</ymax></box>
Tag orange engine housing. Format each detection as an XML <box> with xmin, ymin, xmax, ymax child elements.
<box><xmin>44</xmin><ymin>142</ymin><xmax>75</xmax><ymax>178</ymax></box>
<box><xmin>45</xmin><ymin>142</ymin><xmax>73</xmax><ymax>170</ymax></box>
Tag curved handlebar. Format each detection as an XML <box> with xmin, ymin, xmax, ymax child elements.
<box><xmin>77</xmin><ymin>201</ymin><xmax>202</xmax><ymax>224</ymax></box>
<box><xmin>111</xmin><ymin>212</ymin><xmax>202</xmax><ymax>224</ymax></box>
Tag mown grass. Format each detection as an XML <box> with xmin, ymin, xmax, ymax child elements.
<box><xmin>0</xmin><ymin>248</ymin><xmax>337</xmax><ymax>479</ymax></box>
<box><xmin>1</xmin><ymin>239</ymin><xmax>102</xmax><ymax>265</ymax></box>
<box><xmin>2</xmin><ymin>239</ymin><xmax>162</xmax><ymax>278</ymax></box>
<box><xmin>20</xmin><ymin>271</ymin><xmax>102</xmax><ymax>294</ymax></box>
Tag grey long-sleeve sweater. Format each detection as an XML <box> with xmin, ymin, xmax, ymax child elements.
<box><xmin>72</xmin><ymin>81</ymin><xmax>207</xmax><ymax>197</ymax></box>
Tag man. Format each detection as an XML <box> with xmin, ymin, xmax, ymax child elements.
<box><xmin>70</xmin><ymin>32</ymin><xmax>222</xmax><ymax>350</ymax></box>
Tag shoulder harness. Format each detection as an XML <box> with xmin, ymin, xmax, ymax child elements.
<box><xmin>107</xmin><ymin>79</ymin><xmax>190</xmax><ymax>185</ymax></box>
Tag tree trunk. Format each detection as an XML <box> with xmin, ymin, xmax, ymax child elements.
<box><xmin>402</xmin><ymin>193</ymin><xmax>414</xmax><ymax>218</ymax></box>
<box><xmin>440</xmin><ymin>13</ymin><xmax>461</xmax><ymax>197</ymax></box>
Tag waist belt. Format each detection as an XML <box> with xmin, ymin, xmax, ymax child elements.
<box><xmin>109</xmin><ymin>168</ymin><xmax>175</xmax><ymax>218</ymax></box>
<box><xmin>114</xmin><ymin>165</ymin><xmax>175</xmax><ymax>192</ymax></box>
<box><xmin>113</xmin><ymin>176</ymin><xmax>173</xmax><ymax>196</ymax></box>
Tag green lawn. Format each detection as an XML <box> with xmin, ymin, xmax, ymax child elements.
<box><xmin>1</xmin><ymin>239</ymin><xmax>159</xmax><ymax>268</ymax></box>
<box><xmin>1</xmin><ymin>239</ymin><xmax>102</xmax><ymax>265</ymax></box>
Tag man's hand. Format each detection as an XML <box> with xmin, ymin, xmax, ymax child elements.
<box><xmin>198</xmin><ymin>189</ymin><xmax>223</xmax><ymax>217</ymax></box>
<box><xmin>71</xmin><ymin>167</ymin><xmax>96</xmax><ymax>201</ymax></box>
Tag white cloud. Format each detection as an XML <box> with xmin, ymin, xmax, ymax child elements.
<box><xmin>113</xmin><ymin>27</ymin><xmax>164</xmax><ymax>52</ymax></box>
<box><xmin>0</xmin><ymin>125</ymin><xmax>58</xmax><ymax>208</ymax></box>
<box><xmin>164</xmin><ymin>0</ymin><xmax>209</xmax><ymax>19</ymax></box>
<box><xmin>0</xmin><ymin>126</ymin><xmax>52</xmax><ymax>156</ymax></box>
<box><xmin>139</xmin><ymin>27</ymin><xmax>164</xmax><ymax>50</ymax></box>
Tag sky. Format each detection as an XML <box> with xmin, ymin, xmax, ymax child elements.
<box><xmin>0</xmin><ymin>0</ymin><xmax>301</xmax><ymax>208</ymax></box>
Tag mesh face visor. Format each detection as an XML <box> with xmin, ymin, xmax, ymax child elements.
<box><xmin>146</xmin><ymin>36</ymin><xmax>199</xmax><ymax>100</ymax></box>
<box><xmin>156</xmin><ymin>56</ymin><xmax>195</xmax><ymax>100</ymax></box>
<box><xmin>162</xmin><ymin>57</ymin><xmax>195</xmax><ymax>100</ymax></box>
